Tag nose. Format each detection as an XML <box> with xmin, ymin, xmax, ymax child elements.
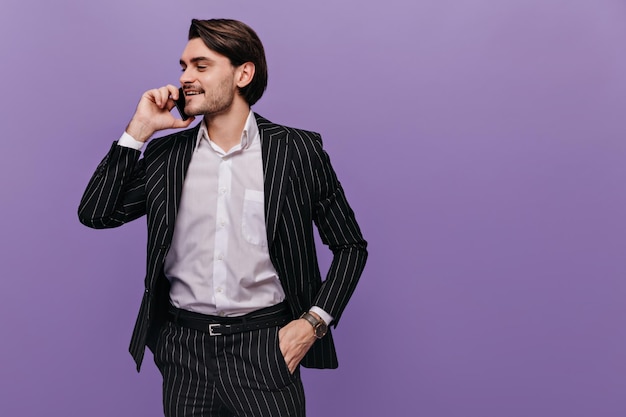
<box><xmin>179</xmin><ymin>67</ymin><xmax>193</xmax><ymax>85</ymax></box>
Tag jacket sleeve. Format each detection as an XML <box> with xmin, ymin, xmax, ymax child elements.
<box><xmin>311</xmin><ymin>136</ymin><xmax>368</xmax><ymax>326</ymax></box>
<box><xmin>78</xmin><ymin>142</ymin><xmax>147</xmax><ymax>229</ymax></box>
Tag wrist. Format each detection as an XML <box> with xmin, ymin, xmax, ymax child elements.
<box><xmin>299</xmin><ymin>311</ymin><xmax>328</xmax><ymax>339</ymax></box>
<box><xmin>125</xmin><ymin>118</ymin><xmax>154</xmax><ymax>143</ymax></box>
<box><xmin>308</xmin><ymin>306</ymin><xmax>333</xmax><ymax>327</ymax></box>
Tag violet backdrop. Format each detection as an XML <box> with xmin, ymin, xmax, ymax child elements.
<box><xmin>1</xmin><ymin>0</ymin><xmax>625</xmax><ymax>416</ymax></box>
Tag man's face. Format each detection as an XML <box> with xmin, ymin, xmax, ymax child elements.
<box><xmin>179</xmin><ymin>38</ymin><xmax>239</xmax><ymax>117</ymax></box>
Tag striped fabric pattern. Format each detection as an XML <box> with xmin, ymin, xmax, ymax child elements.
<box><xmin>78</xmin><ymin>114</ymin><xmax>368</xmax><ymax>372</ymax></box>
<box><xmin>154</xmin><ymin>322</ymin><xmax>305</xmax><ymax>416</ymax></box>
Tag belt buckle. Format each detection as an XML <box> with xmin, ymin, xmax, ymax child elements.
<box><xmin>208</xmin><ymin>324</ymin><xmax>222</xmax><ymax>336</ymax></box>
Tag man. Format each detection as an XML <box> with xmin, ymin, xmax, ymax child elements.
<box><xmin>78</xmin><ymin>18</ymin><xmax>367</xmax><ymax>417</ymax></box>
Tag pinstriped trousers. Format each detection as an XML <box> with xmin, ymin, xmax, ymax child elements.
<box><xmin>154</xmin><ymin>320</ymin><xmax>306</xmax><ymax>417</ymax></box>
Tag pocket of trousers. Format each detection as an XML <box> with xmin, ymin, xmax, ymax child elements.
<box><xmin>273</xmin><ymin>327</ymin><xmax>297</xmax><ymax>380</ymax></box>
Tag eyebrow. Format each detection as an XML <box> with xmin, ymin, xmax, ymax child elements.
<box><xmin>179</xmin><ymin>56</ymin><xmax>214</xmax><ymax>66</ymax></box>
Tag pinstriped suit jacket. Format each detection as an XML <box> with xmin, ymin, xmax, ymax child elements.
<box><xmin>78</xmin><ymin>113</ymin><xmax>368</xmax><ymax>372</ymax></box>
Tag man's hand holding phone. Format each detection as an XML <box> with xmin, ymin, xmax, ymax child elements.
<box><xmin>126</xmin><ymin>84</ymin><xmax>195</xmax><ymax>143</ymax></box>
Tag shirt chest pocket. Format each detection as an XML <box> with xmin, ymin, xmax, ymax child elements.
<box><xmin>242</xmin><ymin>189</ymin><xmax>268</xmax><ymax>247</ymax></box>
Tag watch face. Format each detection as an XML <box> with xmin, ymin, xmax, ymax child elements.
<box><xmin>301</xmin><ymin>312</ymin><xmax>328</xmax><ymax>338</ymax></box>
<box><xmin>315</xmin><ymin>323</ymin><xmax>328</xmax><ymax>338</ymax></box>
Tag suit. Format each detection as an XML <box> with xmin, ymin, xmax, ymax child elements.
<box><xmin>78</xmin><ymin>113</ymin><xmax>368</xmax><ymax>372</ymax></box>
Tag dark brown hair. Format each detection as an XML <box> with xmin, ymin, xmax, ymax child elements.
<box><xmin>189</xmin><ymin>19</ymin><xmax>268</xmax><ymax>106</ymax></box>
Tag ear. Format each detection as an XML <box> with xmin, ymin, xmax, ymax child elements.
<box><xmin>235</xmin><ymin>62</ymin><xmax>255</xmax><ymax>88</ymax></box>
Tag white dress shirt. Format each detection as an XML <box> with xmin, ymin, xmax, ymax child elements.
<box><xmin>118</xmin><ymin>111</ymin><xmax>332</xmax><ymax>324</ymax></box>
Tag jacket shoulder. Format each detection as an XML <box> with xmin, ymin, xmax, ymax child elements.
<box><xmin>144</xmin><ymin>125</ymin><xmax>200</xmax><ymax>157</ymax></box>
<box><xmin>255</xmin><ymin>113</ymin><xmax>323</xmax><ymax>147</ymax></box>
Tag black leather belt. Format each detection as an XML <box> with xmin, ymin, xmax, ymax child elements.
<box><xmin>167</xmin><ymin>301</ymin><xmax>292</xmax><ymax>336</ymax></box>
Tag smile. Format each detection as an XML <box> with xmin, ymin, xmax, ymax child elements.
<box><xmin>184</xmin><ymin>89</ymin><xmax>204</xmax><ymax>96</ymax></box>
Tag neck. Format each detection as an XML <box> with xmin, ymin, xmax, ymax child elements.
<box><xmin>204</xmin><ymin>99</ymin><xmax>251</xmax><ymax>152</ymax></box>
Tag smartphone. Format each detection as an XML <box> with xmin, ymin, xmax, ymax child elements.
<box><xmin>174</xmin><ymin>87</ymin><xmax>190</xmax><ymax>120</ymax></box>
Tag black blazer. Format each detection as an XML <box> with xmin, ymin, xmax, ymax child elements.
<box><xmin>78</xmin><ymin>114</ymin><xmax>367</xmax><ymax>371</ymax></box>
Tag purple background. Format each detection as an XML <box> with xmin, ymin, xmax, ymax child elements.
<box><xmin>1</xmin><ymin>0</ymin><xmax>625</xmax><ymax>416</ymax></box>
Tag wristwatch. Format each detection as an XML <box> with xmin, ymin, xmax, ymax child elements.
<box><xmin>299</xmin><ymin>311</ymin><xmax>328</xmax><ymax>339</ymax></box>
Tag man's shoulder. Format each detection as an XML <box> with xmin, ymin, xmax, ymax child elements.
<box><xmin>144</xmin><ymin>125</ymin><xmax>200</xmax><ymax>156</ymax></box>
<box><xmin>255</xmin><ymin>113</ymin><xmax>322</xmax><ymax>146</ymax></box>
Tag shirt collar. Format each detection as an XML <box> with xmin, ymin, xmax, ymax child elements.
<box><xmin>197</xmin><ymin>110</ymin><xmax>257</xmax><ymax>151</ymax></box>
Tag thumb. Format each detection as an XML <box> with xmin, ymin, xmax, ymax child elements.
<box><xmin>172</xmin><ymin>116</ymin><xmax>196</xmax><ymax>129</ymax></box>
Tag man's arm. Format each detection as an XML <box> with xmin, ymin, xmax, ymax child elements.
<box><xmin>77</xmin><ymin>143</ymin><xmax>146</xmax><ymax>229</ymax></box>
<box><xmin>279</xmin><ymin>134</ymin><xmax>368</xmax><ymax>373</ymax></box>
<box><xmin>310</xmin><ymin>137</ymin><xmax>368</xmax><ymax>323</ymax></box>
<box><xmin>78</xmin><ymin>85</ymin><xmax>195</xmax><ymax>229</ymax></box>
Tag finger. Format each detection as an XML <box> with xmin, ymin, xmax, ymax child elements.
<box><xmin>143</xmin><ymin>87</ymin><xmax>168</xmax><ymax>108</ymax></box>
<box><xmin>154</xmin><ymin>86</ymin><xmax>171</xmax><ymax>108</ymax></box>
<box><xmin>165</xmin><ymin>97</ymin><xmax>177</xmax><ymax>111</ymax></box>
<box><xmin>165</xmin><ymin>84</ymin><xmax>180</xmax><ymax>100</ymax></box>
<box><xmin>143</xmin><ymin>88</ymin><xmax>159</xmax><ymax>103</ymax></box>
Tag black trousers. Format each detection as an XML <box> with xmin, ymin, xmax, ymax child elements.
<box><xmin>153</xmin><ymin>319</ymin><xmax>306</xmax><ymax>417</ymax></box>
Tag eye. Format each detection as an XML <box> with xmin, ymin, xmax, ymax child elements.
<box><xmin>197</xmin><ymin>65</ymin><xmax>207</xmax><ymax>71</ymax></box>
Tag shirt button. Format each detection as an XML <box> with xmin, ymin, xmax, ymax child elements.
<box><xmin>217</xmin><ymin>254</ymin><xmax>223</xmax><ymax>261</ymax></box>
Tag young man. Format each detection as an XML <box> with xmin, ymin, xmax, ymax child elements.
<box><xmin>78</xmin><ymin>18</ymin><xmax>367</xmax><ymax>417</ymax></box>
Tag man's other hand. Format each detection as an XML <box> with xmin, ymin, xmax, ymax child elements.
<box><xmin>278</xmin><ymin>318</ymin><xmax>317</xmax><ymax>373</ymax></box>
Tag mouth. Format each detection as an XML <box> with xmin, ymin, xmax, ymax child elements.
<box><xmin>183</xmin><ymin>88</ymin><xmax>204</xmax><ymax>97</ymax></box>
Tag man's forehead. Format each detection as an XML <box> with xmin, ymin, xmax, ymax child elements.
<box><xmin>180</xmin><ymin>38</ymin><xmax>225</xmax><ymax>63</ymax></box>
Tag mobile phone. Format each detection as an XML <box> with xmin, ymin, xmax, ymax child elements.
<box><xmin>174</xmin><ymin>87</ymin><xmax>190</xmax><ymax>120</ymax></box>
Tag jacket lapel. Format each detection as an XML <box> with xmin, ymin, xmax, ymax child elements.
<box><xmin>163</xmin><ymin>126</ymin><xmax>199</xmax><ymax>242</ymax></box>
<box><xmin>255</xmin><ymin>113</ymin><xmax>292</xmax><ymax>248</ymax></box>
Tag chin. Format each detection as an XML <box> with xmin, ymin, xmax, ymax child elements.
<box><xmin>185</xmin><ymin>106</ymin><xmax>202</xmax><ymax>117</ymax></box>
